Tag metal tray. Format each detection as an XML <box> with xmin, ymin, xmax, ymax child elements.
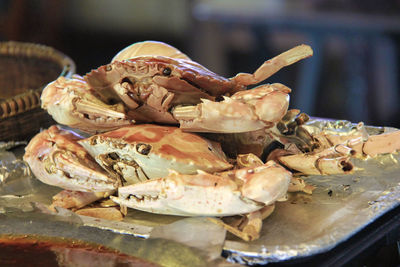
<box><xmin>0</xmin><ymin>120</ymin><xmax>399</xmax><ymax>266</ymax></box>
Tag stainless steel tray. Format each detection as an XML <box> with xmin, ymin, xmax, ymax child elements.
<box><xmin>1</xmin><ymin>120</ymin><xmax>399</xmax><ymax>266</ymax></box>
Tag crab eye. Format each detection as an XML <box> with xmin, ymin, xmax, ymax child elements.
<box><xmin>105</xmin><ymin>65</ymin><xmax>112</xmax><ymax>71</ymax></box>
<box><xmin>162</xmin><ymin>67</ymin><xmax>171</xmax><ymax>76</ymax></box>
<box><xmin>108</xmin><ymin>152</ymin><xmax>120</xmax><ymax>160</ymax></box>
<box><xmin>136</xmin><ymin>143</ymin><xmax>151</xmax><ymax>155</ymax></box>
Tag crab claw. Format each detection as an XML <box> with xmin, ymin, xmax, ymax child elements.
<box><xmin>172</xmin><ymin>83</ymin><xmax>290</xmax><ymax>133</ymax></box>
<box><xmin>276</xmin><ymin>129</ymin><xmax>400</xmax><ymax>176</ymax></box>
<box><xmin>111</xmin><ymin>161</ymin><xmax>291</xmax><ymax>217</ymax></box>
<box><xmin>24</xmin><ymin>125</ymin><xmax>118</xmax><ymax>192</ymax></box>
<box><xmin>41</xmin><ymin>76</ymin><xmax>134</xmax><ymax>133</ymax></box>
<box><xmin>276</xmin><ymin>145</ymin><xmax>355</xmax><ymax>175</ymax></box>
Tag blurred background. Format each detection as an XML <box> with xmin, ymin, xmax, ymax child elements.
<box><xmin>1</xmin><ymin>0</ymin><xmax>400</xmax><ymax>128</ymax></box>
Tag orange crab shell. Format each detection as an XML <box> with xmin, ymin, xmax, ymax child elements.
<box><xmin>79</xmin><ymin>124</ymin><xmax>233</xmax><ymax>184</ymax></box>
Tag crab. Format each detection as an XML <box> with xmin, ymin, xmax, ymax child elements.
<box><xmin>24</xmin><ymin>124</ymin><xmax>291</xmax><ymax>218</ymax></box>
<box><xmin>265</xmin><ymin>112</ymin><xmax>400</xmax><ymax>175</ymax></box>
<box><xmin>78</xmin><ymin>124</ymin><xmax>233</xmax><ymax>185</ymax></box>
<box><xmin>198</xmin><ymin>108</ymin><xmax>400</xmax><ymax>177</ymax></box>
<box><xmin>41</xmin><ymin>43</ymin><xmax>313</xmax><ymax>134</ymax></box>
<box><xmin>273</xmin><ymin>128</ymin><xmax>400</xmax><ymax>175</ymax></box>
<box><xmin>23</xmin><ymin>124</ymin><xmax>232</xmax><ymax>193</ymax></box>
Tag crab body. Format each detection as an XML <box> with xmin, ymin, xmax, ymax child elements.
<box><xmin>78</xmin><ymin>124</ymin><xmax>232</xmax><ymax>185</ymax></box>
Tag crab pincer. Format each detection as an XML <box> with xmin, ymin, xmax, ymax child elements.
<box><xmin>111</xmin><ymin>161</ymin><xmax>291</xmax><ymax>217</ymax></box>
<box><xmin>273</xmin><ymin>120</ymin><xmax>400</xmax><ymax>176</ymax></box>
<box><xmin>173</xmin><ymin>83</ymin><xmax>291</xmax><ymax>133</ymax></box>
<box><xmin>23</xmin><ymin>125</ymin><xmax>118</xmax><ymax>193</ymax></box>
<box><xmin>41</xmin><ymin>75</ymin><xmax>134</xmax><ymax>134</ymax></box>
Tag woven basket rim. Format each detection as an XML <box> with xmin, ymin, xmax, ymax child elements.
<box><xmin>0</xmin><ymin>41</ymin><xmax>76</xmax><ymax>119</ymax></box>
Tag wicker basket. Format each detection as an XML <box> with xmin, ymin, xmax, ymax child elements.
<box><xmin>0</xmin><ymin>41</ymin><xmax>76</xmax><ymax>141</ymax></box>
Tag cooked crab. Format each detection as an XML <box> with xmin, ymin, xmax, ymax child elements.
<box><xmin>268</xmin><ymin>113</ymin><xmax>400</xmax><ymax>175</ymax></box>
<box><xmin>112</xmin><ymin>40</ymin><xmax>191</xmax><ymax>62</ymax></box>
<box><xmin>24</xmin><ymin>124</ymin><xmax>291</xmax><ymax>218</ymax></box>
<box><xmin>41</xmin><ymin>43</ymin><xmax>313</xmax><ymax>133</ymax></box>
<box><xmin>24</xmin><ymin>124</ymin><xmax>232</xmax><ymax>190</ymax></box>
<box><xmin>78</xmin><ymin>124</ymin><xmax>233</xmax><ymax>185</ymax></box>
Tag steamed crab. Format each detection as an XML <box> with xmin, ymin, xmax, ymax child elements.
<box><xmin>41</xmin><ymin>42</ymin><xmax>313</xmax><ymax>133</ymax></box>
<box><xmin>24</xmin><ymin>124</ymin><xmax>291</xmax><ymax>217</ymax></box>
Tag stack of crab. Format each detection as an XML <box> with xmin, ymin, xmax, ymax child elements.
<box><xmin>23</xmin><ymin>41</ymin><xmax>400</xmax><ymax>241</ymax></box>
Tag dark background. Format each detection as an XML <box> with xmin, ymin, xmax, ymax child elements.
<box><xmin>1</xmin><ymin>0</ymin><xmax>400</xmax><ymax>128</ymax></box>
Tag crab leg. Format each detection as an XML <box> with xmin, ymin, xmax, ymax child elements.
<box><xmin>111</xmin><ymin>160</ymin><xmax>291</xmax><ymax>217</ymax></box>
<box><xmin>277</xmin><ymin>130</ymin><xmax>400</xmax><ymax>175</ymax></box>
<box><xmin>51</xmin><ymin>190</ymin><xmax>112</xmax><ymax>210</ymax></box>
<box><xmin>231</xmin><ymin>44</ymin><xmax>313</xmax><ymax>86</ymax></box>
<box><xmin>24</xmin><ymin>125</ymin><xmax>118</xmax><ymax>192</ymax></box>
<box><xmin>349</xmin><ymin>130</ymin><xmax>400</xmax><ymax>157</ymax></box>
<box><xmin>41</xmin><ymin>76</ymin><xmax>134</xmax><ymax>133</ymax></box>
<box><xmin>209</xmin><ymin>204</ymin><xmax>275</xmax><ymax>242</ymax></box>
<box><xmin>172</xmin><ymin>83</ymin><xmax>290</xmax><ymax>133</ymax></box>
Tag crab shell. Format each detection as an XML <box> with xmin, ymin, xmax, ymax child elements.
<box><xmin>78</xmin><ymin>124</ymin><xmax>233</xmax><ymax>185</ymax></box>
<box><xmin>112</xmin><ymin>40</ymin><xmax>191</xmax><ymax>62</ymax></box>
<box><xmin>111</xmin><ymin>161</ymin><xmax>292</xmax><ymax>217</ymax></box>
<box><xmin>23</xmin><ymin>125</ymin><xmax>118</xmax><ymax>192</ymax></box>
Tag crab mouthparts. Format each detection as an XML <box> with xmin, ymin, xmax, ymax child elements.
<box><xmin>127</xmin><ymin>194</ymin><xmax>159</xmax><ymax>202</ymax></box>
